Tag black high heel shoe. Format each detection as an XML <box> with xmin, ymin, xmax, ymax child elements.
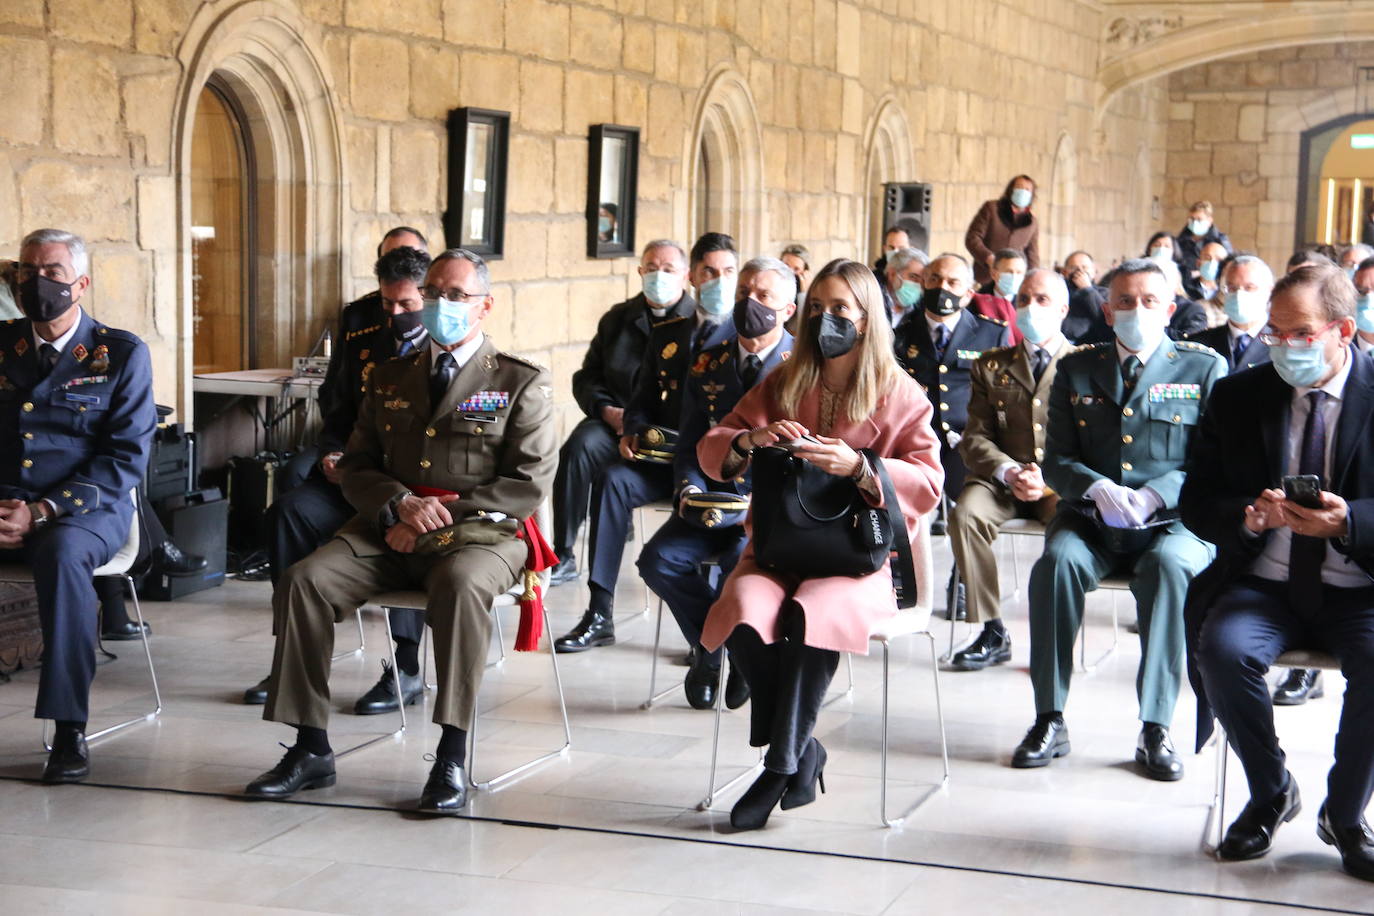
<box><xmin>730</xmin><ymin>769</ymin><xmax>790</xmax><ymax>831</ymax></box>
<box><xmin>781</xmin><ymin>739</ymin><xmax>827</xmax><ymax>811</ymax></box>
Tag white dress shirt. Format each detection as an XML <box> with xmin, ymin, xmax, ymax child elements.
<box><xmin>738</xmin><ymin>337</ymin><xmax>779</xmax><ymax>368</ymax></box>
<box><xmin>430</xmin><ymin>331</ymin><xmax>485</xmax><ymax>375</ymax></box>
<box><xmin>32</xmin><ymin>307</ymin><xmax>83</xmax><ymax>356</ymax></box>
<box><xmin>1250</xmin><ymin>349</ymin><xmax>1370</xmax><ymax>587</ymax></box>
<box><xmin>1115</xmin><ymin>335</ymin><xmax>1161</xmax><ymax>370</ymax></box>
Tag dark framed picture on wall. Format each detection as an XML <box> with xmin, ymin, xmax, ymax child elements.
<box><xmin>586</xmin><ymin>124</ymin><xmax>639</xmax><ymax>259</ymax></box>
<box><xmin>444</xmin><ymin>107</ymin><xmax>509</xmax><ymax>259</ymax></box>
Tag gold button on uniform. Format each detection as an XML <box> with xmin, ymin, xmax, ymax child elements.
<box><xmin>1078</xmin><ymin>419</ymin><xmax>1086</xmax><ymax>427</ymax></box>
<box><xmin>1033</xmin><ymin>422</ymin><xmax>1043</xmax><ymax>431</ymax></box>
<box><xmin>938</xmin><ymin>365</ymin><xmax>948</xmax><ymax>374</ymax></box>
<box><xmin>939</xmin><ymin>384</ymin><xmax>949</xmax><ymax>392</ymax></box>
<box><xmin>1122</xmin><ymin>462</ymin><xmax>1133</xmax><ymax>471</ymax></box>
<box><xmin>940</xmin><ymin>403</ymin><xmax>950</xmax><ymax>412</ymax></box>
<box><xmin>1034</xmin><ymin>447</ymin><xmax>1044</xmax><ymax>459</ymax></box>
<box><xmin>23</xmin><ymin>432</ymin><xmax>32</xmax><ymax>440</ymax></box>
<box><xmin>22</xmin><ymin>402</ymin><xmax>33</xmax><ymax>412</ymax></box>
<box><xmin>1122</xmin><ymin>407</ymin><xmax>1134</xmax><ymax>417</ymax></box>
<box><xmin>419</xmin><ymin>459</ymin><xmax>431</xmax><ymax>469</ymax></box>
<box><xmin>1172</xmin><ymin>414</ymin><xmax>1182</xmax><ymax>423</ymax></box>
<box><xmin>1122</xmin><ymin>434</ymin><xmax>1133</xmax><ymax>443</ymax></box>
<box><xmin>384</xmin><ymin>423</ymin><xmax>392</xmax><ymax>432</ymax></box>
<box><xmin>426</xmin><ymin>427</ymin><xmax>436</xmax><ymax>437</ymax></box>
<box><xmin>21</xmin><ymin>459</ymin><xmax>32</xmax><ymax>468</ymax></box>
<box><xmin>1032</xmin><ymin>398</ymin><xmax>1042</xmax><ymax>407</ymax></box>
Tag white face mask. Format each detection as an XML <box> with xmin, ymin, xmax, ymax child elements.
<box><xmin>1112</xmin><ymin>305</ymin><xmax>1169</xmax><ymax>352</ymax></box>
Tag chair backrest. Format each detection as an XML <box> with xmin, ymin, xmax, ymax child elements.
<box><xmin>1275</xmin><ymin>648</ymin><xmax>1340</xmax><ymax>670</ymax></box>
<box><xmin>92</xmin><ymin>487</ymin><xmax>142</xmax><ymax>578</ymax></box>
<box><xmin>533</xmin><ymin>498</ymin><xmax>553</xmax><ymax>589</ymax></box>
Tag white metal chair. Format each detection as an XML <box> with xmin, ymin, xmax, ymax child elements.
<box><xmin>1206</xmin><ymin>647</ymin><xmax>1342</xmax><ymax>854</ymax></box>
<box><xmin>0</xmin><ymin>488</ymin><xmax>162</xmax><ymax>748</ymax></box>
<box><xmin>942</xmin><ymin>516</ymin><xmax>1046</xmax><ymax>662</ymax></box>
<box><xmin>1082</xmin><ymin>575</ymin><xmax>1127</xmax><ymax>672</ymax></box>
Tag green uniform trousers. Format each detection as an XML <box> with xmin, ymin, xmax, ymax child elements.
<box><xmin>1027</xmin><ymin>510</ymin><xmax>1213</xmax><ymax>725</ymax></box>
<box><xmin>948</xmin><ymin>479</ymin><xmax>1057</xmax><ymax>624</ymax></box>
<box><xmin>264</xmin><ymin>535</ymin><xmax>525</xmax><ymax>731</ymax></box>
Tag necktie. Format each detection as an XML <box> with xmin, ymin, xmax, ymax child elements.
<box><xmin>1289</xmin><ymin>390</ymin><xmax>1328</xmax><ymax>610</ymax></box>
<box><xmin>1032</xmin><ymin>347</ymin><xmax>1050</xmax><ymax>384</ymax></box>
<box><xmin>397</xmin><ymin>337</ymin><xmax>414</xmax><ymax>358</ymax></box>
<box><xmin>38</xmin><ymin>343</ymin><xmax>58</xmax><ymax>380</ymax></box>
<box><xmin>1233</xmin><ymin>333</ymin><xmax>1252</xmax><ymax>366</ymax></box>
<box><xmin>740</xmin><ymin>353</ymin><xmax>763</xmax><ymax>389</ymax></box>
<box><xmin>691</xmin><ymin>321</ymin><xmax>712</xmax><ymax>354</ymax></box>
<box><xmin>1121</xmin><ymin>355</ymin><xmax>1142</xmax><ymax>391</ymax></box>
<box><xmin>934</xmin><ymin>324</ymin><xmax>951</xmax><ymax>362</ymax></box>
<box><xmin>431</xmin><ymin>351</ymin><xmax>456</xmax><ymax>408</ymax></box>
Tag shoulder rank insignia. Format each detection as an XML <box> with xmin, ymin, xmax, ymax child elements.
<box><xmin>780</xmin><ymin>350</ymin><xmax>791</xmax><ymax>361</ymax></box>
<box><xmin>90</xmin><ymin>344</ymin><xmax>109</xmax><ymax>372</ymax></box>
<box><xmin>456</xmin><ymin>390</ymin><xmax>509</xmax><ymax>412</ymax></box>
<box><xmin>661</xmin><ymin>341</ymin><xmax>678</xmax><ymax>360</ymax></box>
<box><xmin>347</xmin><ymin>324</ymin><xmax>381</xmax><ymax>340</ymax></box>
<box><xmin>72</xmin><ymin>343</ymin><xmax>88</xmax><ymax>362</ymax></box>
<box><xmin>482</xmin><ymin>353</ymin><xmax>498</xmax><ymax>371</ymax></box>
<box><xmin>14</xmin><ymin>338</ymin><xmax>27</xmax><ymax>357</ymax></box>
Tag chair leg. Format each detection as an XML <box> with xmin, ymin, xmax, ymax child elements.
<box><xmin>697</xmin><ymin>658</ymin><xmax>762</xmax><ymax>811</ymax></box>
<box><xmin>1079</xmin><ymin>589</ymin><xmax>1121</xmax><ymax>673</ymax></box>
<box><xmin>487</xmin><ymin>603</ymin><xmax>507</xmax><ymax>669</ymax></box>
<box><xmin>469</xmin><ymin>603</ymin><xmax>573</xmax><ymax>792</ymax></box>
<box><xmin>331</xmin><ymin>607</ymin><xmax>366</xmax><ymax>662</ymax></box>
<box><xmin>335</xmin><ymin>609</ymin><xmax>407</xmax><ymax>758</ymax></box>
<box><xmin>880</xmin><ymin>632</ymin><xmax>951</xmax><ymax>828</ymax></box>
<box><xmin>643</xmin><ymin>597</ymin><xmax>683</xmax><ymax>709</ymax></box>
<box><xmin>1206</xmin><ymin>725</ymin><xmax>1229</xmax><ymax>855</ymax></box>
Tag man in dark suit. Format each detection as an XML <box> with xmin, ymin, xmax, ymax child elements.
<box><xmin>1186</xmin><ymin>255</ymin><xmax>1275</xmax><ymax>373</ymax></box>
<box><xmin>242</xmin><ymin>245</ymin><xmax>435</xmax><ymax>711</ymax></box>
<box><xmin>1182</xmin><ymin>263</ymin><xmax>1374</xmax><ymax>881</ymax></box>
<box><xmin>553</xmin><ymin>233</ymin><xmax>739</xmax><ymax>652</ymax></box>
<box><xmin>0</xmin><ymin>228</ymin><xmax>157</xmax><ymax>783</ymax></box>
<box><xmin>1061</xmin><ymin>250</ymin><xmax>1112</xmax><ymax>344</ymax></box>
<box><xmin>638</xmin><ymin>260</ymin><xmax>795</xmax><ymax>707</ymax></box>
<box><xmin>548</xmin><ymin>240</ymin><xmax>695</xmax><ymax>586</ymax></box>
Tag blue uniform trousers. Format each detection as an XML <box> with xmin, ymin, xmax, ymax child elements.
<box><xmin>637</xmin><ymin>514</ymin><xmax>746</xmax><ymax>666</ymax></box>
<box><xmin>587</xmin><ymin>461</ymin><xmax>674</xmax><ymax>597</ymax></box>
<box><xmin>552</xmin><ymin>417</ymin><xmax>620</xmax><ymax>555</ymax></box>
<box><xmin>1198</xmin><ymin>577</ymin><xmax>1374</xmax><ymax>826</ymax></box>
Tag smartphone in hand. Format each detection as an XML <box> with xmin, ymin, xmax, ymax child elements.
<box><xmin>1282</xmin><ymin>474</ymin><xmax>1324</xmax><ymax>510</ymax></box>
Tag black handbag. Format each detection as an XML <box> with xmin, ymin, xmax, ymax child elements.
<box><xmin>751</xmin><ymin>446</ymin><xmax>918</xmax><ymax>609</ymax></box>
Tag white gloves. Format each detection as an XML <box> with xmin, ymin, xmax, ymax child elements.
<box><xmin>1087</xmin><ymin>480</ymin><xmax>1163</xmax><ymax>528</ymax></box>
<box><xmin>945</xmin><ymin>430</ymin><xmax>963</xmax><ymax>450</ymax></box>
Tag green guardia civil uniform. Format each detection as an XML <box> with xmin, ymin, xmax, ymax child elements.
<box><xmin>1029</xmin><ymin>336</ymin><xmax>1227</xmax><ymax>725</ymax></box>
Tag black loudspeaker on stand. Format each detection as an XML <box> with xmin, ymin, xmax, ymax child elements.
<box><xmin>883</xmin><ymin>181</ymin><xmax>933</xmax><ymax>253</ymax></box>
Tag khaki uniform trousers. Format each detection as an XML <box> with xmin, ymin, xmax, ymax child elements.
<box><xmin>264</xmin><ymin>536</ymin><xmax>525</xmax><ymax>731</ymax></box>
<box><xmin>948</xmin><ymin>478</ymin><xmax>1057</xmax><ymax>624</ymax></box>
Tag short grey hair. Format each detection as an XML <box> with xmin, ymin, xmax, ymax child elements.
<box><xmin>22</xmin><ymin>228</ymin><xmax>89</xmax><ymax>277</ymax></box>
<box><xmin>886</xmin><ymin>247</ymin><xmax>930</xmax><ymax>276</ymax></box>
<box><xmin>1023</xmin><ymin>267</ymin><xmax>1069</xmax><ymax>305</ymax></box>
<box><xmin>641</xmin><ymin>239</ymin><xmax>686</xmax><ymax>265</ymax></box>
<box><xmin>1343</xmin><ymin>243</ymin><xmax>1374</xmax><ymax>264</ymax></box>
<box><xmin>740</xmin><ymin>256</ymin><xmax>798</xmax><ymax>303</ymax></box>
<box><xmin>1223</xmin><ymin>254</ymin><xmax>1275</xmax><ymax>291</ymax></box>
<box><xmin>430</xmin><ymin>248</ymin><xmax>490</xmax><ymax>293</ymax></box>
<box><xmin>1111</xmin><ymin>257</ymin><xmax>1168</xmax><ymax>289</ymax></box>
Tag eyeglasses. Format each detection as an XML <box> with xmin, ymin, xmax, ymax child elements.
<box><xmin>421</xmin><ymin>286</ymin><xmax>487</xmax><ymax>301</ymax></box>
<box><xmin>1257</xmin><ymin>319</ymin><xmax>1342</xmax><ymax>349</ymax></box>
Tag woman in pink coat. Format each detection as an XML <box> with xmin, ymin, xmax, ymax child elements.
<box><xmin>697</xmin><ymin>258</ymin><xmax>943</xmax><ymax>830</ymax></box>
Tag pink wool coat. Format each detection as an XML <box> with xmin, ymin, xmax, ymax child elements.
<box><xmin>697</xmin><ymin>374</ymin><xmax>944</xmax><ymax>655</ymax></box>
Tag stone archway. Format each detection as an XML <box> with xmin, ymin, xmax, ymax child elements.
<box><xmin>859</xmin><ymin>95</ymin><xmax>916</xmax><ymax>262</ymax></box>
<box><xmin>679</xmin><ymin>65</ymin><xmax>765</xmax><ymax>254</ymax></box>
<box><xmin>171</xmin><ymin>0</ymin><xmax>344</xmax><ymax>419</ymax></box>
<box><xmin>1044</xmin><ymin>132</ymin><xmax>1078</xmax><ymax>267</ymax></box>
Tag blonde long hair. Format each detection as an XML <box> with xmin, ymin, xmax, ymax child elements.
<box><xmin>769</xmin><ymin>258</ymin><xmax>901</xmax><ymax>425</ymax></box>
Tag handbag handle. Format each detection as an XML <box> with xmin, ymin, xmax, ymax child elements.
<box><xmin>862</xmin><ymin>448</ymin><xmax>919</xmax><ymax>610</ymax></box>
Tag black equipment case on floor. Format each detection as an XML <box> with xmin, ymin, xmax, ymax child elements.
<box><xmin>141</xmin><ymin>488</ymin><xmax>229</xmax><ymax>601</ymax></box>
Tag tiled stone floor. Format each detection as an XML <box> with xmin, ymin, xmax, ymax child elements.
<box><xmin>0</xmin><ymin>528</ymin><xmax>1368</xmax><ymax>914</ymax></box>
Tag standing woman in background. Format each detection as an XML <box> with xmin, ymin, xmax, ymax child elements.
<box><xmin>965</xmin><ymin>175</ymin><xmax>1041</xmax><ymax>287</ymax></box>
<box><xmin>695</xmin><ymin>259</ymin><xmax>944</xmax><ymax>831</ymax></box>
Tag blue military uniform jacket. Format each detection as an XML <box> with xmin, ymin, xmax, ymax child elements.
<box><xmin>318</xmin><ymin>323</ymin><xmax>427</xmax><ymax>455</ymax></box>
<box><xmin>674</xmin><ymin>331</ymin><xmax>793</xmax><ymax>499</ymax></box>
<box><xmin>0</xmin><ymin>310</ymin><xmax>156</xmax><ymax>553</ymax></box>
<box><xmin>623</xmin><ymin>313</ymin><xmax>735</xmax><ymax>437</ymax></box>
<box><xmin>318</xmin><ymin>291</ymin><xmax>385</xmax><ymax>424</ymax></box>
<box><xmin>1044</xmin><ymin>336</ymin><xmax>1227</xmax><ymax>510</ymax></box>
<box><xmin>895</xmin><ymin>306</ymin><xmax>1011</xmax><ymax>439</ymax></box>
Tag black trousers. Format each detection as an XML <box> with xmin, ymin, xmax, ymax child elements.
<box><xmin>267</xmin><ymin>475</ymin><xmax>423</xmax><ymax>644</ymax></box>
<box><xmin>587</xmin><ymin>461</ymin><xmax>675</xmax><ymax>596</ymax></box>
<box><xmin>1197</xmin><ymin>575</ymin><xmax>1374</xmax><ymax>826</ymax></box>
<box><xmin>637</xmin><ymin>514</ymin><xmax>746</xmax><ymax>667</ymax></box>
<box><xmin>552</xmin><ymin>417</ymin><xmax>620</xmax><ymax>555</ymax></box>
<box><xmin>939</xmin><ymin>439</ymin><xmax>967</xmax><ymax>502</ymax></box>
<box><xmin>726</xmin><ymin>604</ymin><xmax>839</xmax><ymax>774</ymax></box>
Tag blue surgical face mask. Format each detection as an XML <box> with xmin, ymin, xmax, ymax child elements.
<box><xmin>1009</xmin><ymin>187</ymin><xmax>1032</xmax><ymax>209</ymax></box>
<box><xmin>1015</xmin><ymin>305</ymin><xmax>1060</xmax><ymax>346</ymax></box>
<box><xmin>421</xmin><ymin>297</ymin><xmax>473</xmax><ymax>347</ymax></box>
<box><xmin>896</xmin><ymin>279</ymin><xmax>922</xmax><ymax>309</ymax></box>
<box><xmin>1346</xmin><ymin>266</ymin><xmax>1358</xmax><ymax>281</ymax></box>
<box><xmin>599</xmin><ymin>216</ymin><xmax>613</xmax><ymax>236</ymax></box>
<box><xmin>1112</xmin><ymin>305</ymin><xmax>1169</xmax><ymax>352</ymax></box>
<box><xmin>995</xmin><ymin>271</ymin><xmax>1024</xmax><ymax>299</ymax></box>
<box><xmin>1270</xmin><ymin>344</ymin><xmax>1332</xmax><ymax>389</ymax></box>
<box><xmin>1357</xmin><ymin>292</ymin><xmax>1374</xmax><ymax>333</ymax></box>
<box><xmin>1199</xmin><ymin>260</ymin><xmax>1220</xmax><ymax>283</ymax></box>
<box><xmin>697</xmin><ymin>275</ymin><xmax>736</xmax><ymax>317</ymax></box>
<box><xmin>642</xmin><ymin>270</ymin><xmax>680</xmax><ymax>306</ymax></box>
<box><xmin>1188</xmin><ymin>218</ymin><xmax>1210</xmax><ymax>236</ymax></box>
<box><xmin>1223</xmin><ymin>290</ymin><xmax>1268</xmax><ymax>327</ymax></box>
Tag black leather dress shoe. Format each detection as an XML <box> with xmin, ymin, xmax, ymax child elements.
<box><xmin>941</xmin><ymin>582</ymin><xmax>967</xmax><ymax>621</ymax></box>
<box><xmin>245</xmin><ymin>745</ymin><xmax>336</xmax><ymax>798</ymax></box>
<box><xmin>548</xmin><ymin>555</ymin><xmax>579</xmax><ymax>587</ymax></box>
<box><xmin>101</xmin><ymin>620</ymin><xmax>151</xmax><ymax>641</ymax></box>
<box><xmin>1318</xmin><ymin>803</ymin><xmax>1374</xmax><ymax>881</ymax></box>
<box><xmin>930</xmin><ymin>517</ymin><xmax>948</xmax><ymax>536</ymax></box>
<box><xmin>1012</xmin><ymin>713</ymin><xmax>1070</xmax><ymax>768</ymax></box>
<box><xmin>418</xmin><ymin>757</ymin><xmax>469</xmax><ymax>814</ymax></box>
<box><xmin>42</xmin><ymin>727</ymin><xmax>89</xmax><ymax>784</ymax></box>
<box><xmin>352</xmin><ymin>660</ymin><xmax>424</xmax><ymax>715</ymax></box>
<box><xmin>1218</xmin><ymin>772</ymin><xmax>1300</xmax><ymax>860</ymax></box>
<box><xmin>1135</xmin><ymin>722</ymin><xmax>1184</xmax><ymax>781</ymax></box>
<box><xmin>1273</xmin><ymin>668</ymin><xmax>1324</xmax><ymax>706</ymax></box>
<box><xmin>243</xmin><ymin>675</ymin><xmax>270</xmax><ymax>705</ymax></box>
<box><xmin>154</xmin><ymin>542</ymin><xmax>208</xmax><ymax>577</ymax></box>
<box><xmin>724</xmin><ymin>663</ymin><xmax>750</xmax><ymax>710</ymax></box>
<box><xmin>684</xmin><ymin>657</ymin><xmax>718</xmax><ymax>710</ymax></box>
<box><xmin>950</xmin><ymin>626</ymin><xmax>1011</xmax><ymax>671</ymax></box>
<box><xmin>553</xmin><ymin>610</ymin><xmax>615</xmax><ymax>653</ymax></box>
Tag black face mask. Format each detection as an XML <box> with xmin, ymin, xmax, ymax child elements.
<box><xmin>389</xmin><ymin>309</ymin><xmax>425</xmax><ymax>339</ymax></box>
<box><xmin>18</xmin><ymin>273</ymin><xmax>75</xmax><ymax>323</ymax></box>
<box><xmin>810</xmin><ymin>313</ymin><xmax>858</xmax><ymax>360</ymax></box>
<box><xmin>920</xmin><ymin>287</ymin><xmax>962</xmax><ymax>317</ymax></box>
<box><xmin>733</xmin><ymin>297</ymin><xmax>779</xmax><ymax>340</ymax></box>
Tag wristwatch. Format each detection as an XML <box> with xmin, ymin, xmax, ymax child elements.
<box><xmin>731</xmin><ymin>432</ymin><xmax>754</xmax><ymax>457</ymax></box>
<box><xmin>29</xmin><ymin>502</ymin><xmax>51</xmax><ymax>531</ymax></box>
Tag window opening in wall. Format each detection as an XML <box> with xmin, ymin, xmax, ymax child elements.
<box><xmin>1297</xmin><ymin>113</ymin><xmax>1374</xmax><ymax>248</ymax></box>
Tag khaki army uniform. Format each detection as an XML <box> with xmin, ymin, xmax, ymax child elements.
<box><xmin>950</xmin><ymin>338</ymin><xmax>1073</xmax><ymax>623</ymax></box>
<box><xmin>265</xmin><ymin>336</ymin><xmax>557</xmax><ymax>730</ymax></box>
